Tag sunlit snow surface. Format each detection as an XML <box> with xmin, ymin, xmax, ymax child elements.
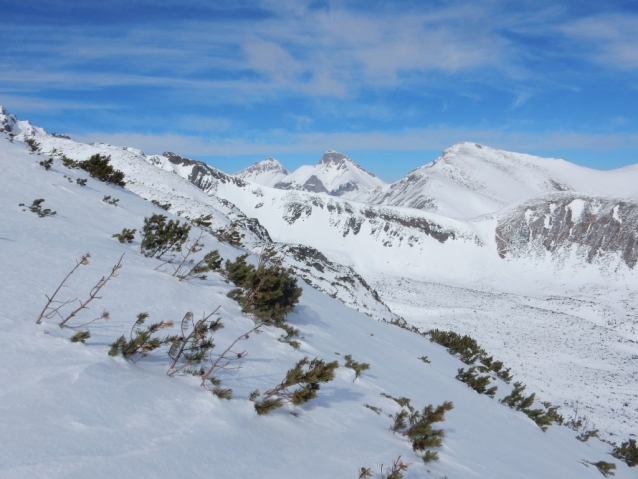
<box><xmin>0</xmin><ymin>120</ymin><xmax>637</xmax><ymax>477</ymax></box>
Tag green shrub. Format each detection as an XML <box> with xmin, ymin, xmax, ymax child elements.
<box><xmin>102</xmin><ymin>195</ymin><xmax>119</xmax><ymax>206</ymax></box>
<box><xmin>76</xmin><ymin>154</ymin><xmax>125</xmax><ymax>186</ymax></box>
<box><xmin>456</xmin><ymin>366</ymin><xmax>497</xmax><ymax>397</ymax></box>
<box><xmin>500</xmin><ymin>382</ymin><xmax>560</xmax><ymax>431</ymax></box>
<box><xmin>214</xmin><ymin>221</ymin><xmax>245</xmax><ymax>246</ymax></box>
<box><xmin>151</xmin><ymin>199</ymin><xmax>171</xmax><ymax>211</ymax></box>
<box><xmin>25</xmin><ymin>138</ymin><xmax>40</xmax><ymax>152</ymax></box>
<box><xmin>39</xmin><ymin>158</ymin><xmax>53</xmax><ymax>170</ymax></box>
<box><xmin>140</xmin><ymin>214</ymin><xmax>191</xmax><ymax>259</ymax></box>
<box><xmin>167</xmin><ymin>311</ymin><xmax>223</xmax><ymax>377</ymax></box>
<box><xmin>344</xmin><ymin>354</ymin><xmax>370</xmax><ymax>379</ymax></box>
<box><xmin>612</xmin><ymin>438</ymin><xmax>638</xmax><ymax>467</ymax></box>
<box><xmin>112</xmin><ymin>228</ymin><xmax>136</xmax><ymax>244</ymax></box>
<box><xmin>223</xmin><ymin>253</ymin><xmax>302</xmax><ymax>325</ymax></box>
<box><xmin>253</xmin><ymin>356</ymin><xmax>339</xmax><ymax>415</ymax></box>
<box><xmin>70</xmin><ymin>331</ymin><xmax>90</xmax><ymax>343</ymax></box>
<box><xmin>390</xmin><ymin>399</ymin><xmax>454</xmax><ymax>463</ymax></box>
<box><xmin>589</xmin><ymin>461</ymin><xmax>616</xmax><ymax>477</ymax></box>
<box><xmin>76</xmin><ymin>178</ymin><xmax>87</xmax><ymax>186</ymax></box>
<box><xmin>19</xmin><ymin>199</ymin><xmax>56</xmax><ymax>217</ymax></box>
<box><xmin>108</xmin><ymin>313</ymin><xmax>177</xmax><ymax>360</ymax></box>
<box><xmin>62</xmin><ymin>155</ymin><xmax>78</xmax><ymax>168</ymax></box>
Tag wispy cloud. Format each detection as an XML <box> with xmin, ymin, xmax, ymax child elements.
<box><xmin>75</xmin><ymin>127</ymin><xmax>638</xmax><ymax>158</ymax></box>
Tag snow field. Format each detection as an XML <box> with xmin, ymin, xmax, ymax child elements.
<box><xmin>1</xmin><ymin>134</ymin><xmax>635</xmax><ymax>478</ymax></box>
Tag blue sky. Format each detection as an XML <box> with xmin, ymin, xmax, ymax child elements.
<box><xmin>1</xmin><ymin>0</ymin><xmax>638</xmax><ymax>182</ymax></box>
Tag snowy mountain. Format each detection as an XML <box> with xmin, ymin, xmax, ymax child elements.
<box><xmin>234</xmin><ymin>157</ymin><xmax>290</xmax><ymax>186</ymax></box>
<box><xmin>2</xmin><ymin>107</ymin><xmax>638</xmax><ymax>477</ymax></box>
<box><xmin>367</xmin><ymin>142</ymin><xmax>638</xmax><ymax>219</ymax></box>
<box><xmin>2</xmin><ymin>112</ymin><xmax>636</xmax><ymax>479</ymax></box>
<box><xmin>237</xmin><ymin>150</ymin><xmax>387</xmax><ymax>199</ymax></box>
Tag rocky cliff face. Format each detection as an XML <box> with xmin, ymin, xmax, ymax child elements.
<box><xmin>496</xmin><ymin>193</ymin><xmax>638</xmax><ymax>269</ymax></box>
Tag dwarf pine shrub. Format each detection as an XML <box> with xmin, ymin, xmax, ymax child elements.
<box><xmin>390</xmin><ymin>399</ymin><xmax>454</xmax><ymax>464</ymax></box>
<box><xmin>166</xmin><ymin>310</ymin><xmax>223</xmax><ymax>377</ymax></box>
<box><xmin>500</xmin><ymin>381</ymin><xmax>560</xmax><ymax>431</ymax></box>
<box><xmin>253</xmin><ymin>356</ymin><xmax>339</xmax><ymax>415</ymax></box>
<box><xmin>151</xmin><ymin>199</ymin><xmax>171</xmax><ymax>211</ymax></box>
<box><xmin>278</xmin><ymin>323</ymin><xmax>301</xmax><ymax>349</ymax></box>
<box><xmin>140</xmin><ymin>214</ymin><xmax>191</xmax><ymax>259</ymax></box>
<box><xmin>576</xmin><ymin>430</ymin><xmax>599</xmax><ymax>442</ymax></box>
<box><xmin>589</xmin><ymin>461</ymin><xmax>617</xmax><ymax>477</ymax></box>
<box><xmin>223</xmin><ymin>253</ymin><xmax>302</xmax><ymax>325</ymax></box>
<box><xmin>19</xmin><ymin>199</ymin><xmax>56</xmax><ymax>217</ymax></box>
<box><xmin>70</xmin><ymin>331</ymin><xmax>90</xmax><ymax>343</ymax></box>
<box><xmin>112</xmin><ymin>228</ymin><xmax>136</xmax><ymax>244</ymax></box>
<box><xmin>61</xmin><ymin>155</ymin><xmax>78</xmax><ymax>168</ymax></box>
<box><xmin>214</xmin><ymin>221</ymin><xmax>245</xmax><ymax>246</ymax></box>
<box><xmin>344</xmin><ymin>354</ymin><xmax>370</xmax><ymax>379</ymax></box>
<box><xmin>109</xmin><ymin>313</ymin><xmax>177</xmax><ymax>360</ymax></box>
<box><xmin>168</xmin><ymin>232</ymin><xmax>222</xmax><ymax>281</ymax></box>
<box><xmin>76</xmin><ymin>178</ymin><xmax>87</xmax><ymax>186</ymax></box>
<box><xmin>77</xmin><ymin>154</ymin><xmax>125</xmax><ymax>186</ymax></box>
<box><xmin>612</xmin><ymin>438</ymin><xmax>638</xmax><ymax>467</ymax></box>
<box><xmin>191</xmin><ymin>214</ymin><xmax>213</xmax><ymax>228</ymax></box>
<box><xmin>418</xmin><ymin>356</ymin><xmax>431</xmax><ymax>364</ymax></box>
<box><xmin>456</xmin><ymin>367</ymin><xmax>497</xmax><ymax>398</ymax></box>
<box><xmin>102</xmin><ymin>195</ymin><xmax>119</xmax><ymax>206</ymax></box>
<box><xmin>39</xmin><ymin>158</ymin><xmax>53</xmax><ymax>170</ymax></box>
<box><xmin>25</xmin><ymin>138</ymin><xmax>40</xmax><ymax>152</ymax></box>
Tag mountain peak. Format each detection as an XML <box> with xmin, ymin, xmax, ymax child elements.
<box><xmin>319</xmin><ymin>150</ymin><xmax>350</xmax><ymax>166</ymax></box>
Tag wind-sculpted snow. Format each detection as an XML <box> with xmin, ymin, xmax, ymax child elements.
<box><xmin>496</xmin><ymin>193</ymin><xmax>638</xmax><ymax>269</ymax></box>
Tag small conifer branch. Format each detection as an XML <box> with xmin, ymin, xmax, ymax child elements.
<box><xmin>166</xmin><ymin>306</ymin><xmax>222</xmax><ymax>377</ymax></box>
<box><xmin>380</xmin><ymin>456</ymin><xmax>411</xmax><ymax>479</ymax></box>
<box><xmin>36</xmin><ymin>253</ymin><xmax>90</xmax><ymax>324</ymax></box>
<box><xmin>58</xmin><ymin>254</ymin><xmax>124</xmax><ymax>328</ymax></box>
<box><xmin>171</xmin><ymin>230</ymin><xmax>205</xmax><ymax>278</ymax></box>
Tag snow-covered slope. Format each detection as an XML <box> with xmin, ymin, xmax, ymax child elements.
<box><xmin>237</xmin><ymin>150</ymin><xmax>386</xmax><ymax>199</ymax></box>
<box><xmin>234</xmin><ymin>157</ymin><xmax>290</xmax><ymax>186</ymax></box>
<box><xmin>2</xmin><ymin>128</ymin><xmax>635</xmax><ymax>479</ymax></box>
<box><xmin>3</xmin><ymin>106</ymin><xmax>637</xmax><ymax>448</ymax></box>
<box><xmin>368</xmin><ymin>142</ymin><xmax>638</xmax><ymax>219</ymax></box>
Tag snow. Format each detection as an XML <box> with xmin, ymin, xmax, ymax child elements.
<box><xmin>1</xmin><ymin>107</ymin><xmax>637</xmax><ymax>477</ymax></box>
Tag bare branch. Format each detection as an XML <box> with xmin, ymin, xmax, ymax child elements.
<box><xmin>58</xmin><ymin>254</ymin><xmax>124</xmax><ymax>328</ymax></box>
<box><xmin>36</xmin><ymin>253</ymin><xmax>90</xmax><ymax>324</ymax></box>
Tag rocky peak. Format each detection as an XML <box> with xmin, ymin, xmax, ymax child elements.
<box><xmin>0</xmin><ymin>105</ymin><xmax>17</xmax><ymax>134</ymax></box>
<box><xmin>319</xmin><ymin>150</ymin><xmax>350</xmax><ymax>166</ymax></box>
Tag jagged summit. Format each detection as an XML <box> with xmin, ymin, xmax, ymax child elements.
<box><xmin>318</xmin><ymin>150</ymin><xmax>349</xmax><ymax>165</ymax></box>
<box><xmin>235</xmin><ymin>150</ymin><xmax>386</xmax><ymax>198</ymax></box>
<box><xmin>0</xmin><ymin>105</ymin><xmax>46</xmax><ymax>137</ymax></box>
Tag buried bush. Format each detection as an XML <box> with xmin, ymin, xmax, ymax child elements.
<box><xmin>140</xmin><ymin>214</ymin><xmax>191</xmax><ymax>259</ymax></box>
<box><xmin>19</xmin><ymin>198</ymin><xmax>56</xmax><ymax>217</ymax></box>
<box><xmin>612</xmin><ymin>438</ymin><xmax>638</xmax><ymax>467</ymax></box>
<box><xmin>39</xmin><ymin>158</ymin><xmax>53</xmax><ymax>170</ymax></box>
<box><xmin>587</xmin><ymin>461</ymin><xmax>616</xmax><ymax>477</ymax></box>
<box><xmin>253</xmin><ymin>356</ymin><xmax>339</xmax><ymax>415</ymax></box>
<box><xmin>456</xmin><ymin>366</ymin><xmax>497</xmax><ymax>398</ymax></box>
<box><xmin>113</xmin><ymin>228</ymin><xmax>136</xmax><ymax>243</ymax></box>
<box><xmin>102</xmin><ymin>195</ymin><xmax>119</xmax><ymax>206</ymax></box>
<box><xmin>151</xmin><ymin>199</ymin><xmax>171</xmax><ymax>211</ymax></box>
<box><xmin>76</xmin><ymin>154</ymin><xmax>125</xmax><ymax>186</ymax></box>
<box><xmin>70</xmin><ymin>331</ymin><xmax>90</xmax><ymax>343</ymax></box>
